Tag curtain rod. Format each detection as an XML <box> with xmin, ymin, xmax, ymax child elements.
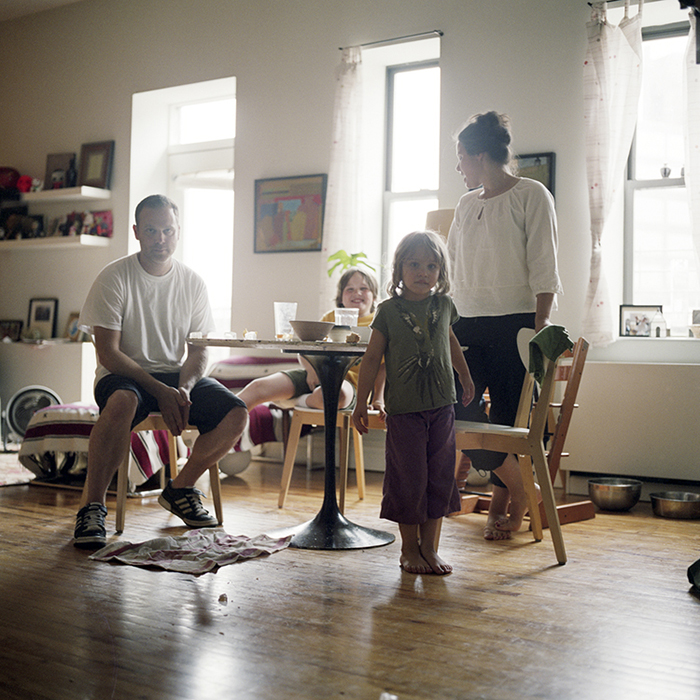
<box><xmin>340</xmin><ymin>29</ymin><xmax>443</xmax><ymax>52</ymax></box>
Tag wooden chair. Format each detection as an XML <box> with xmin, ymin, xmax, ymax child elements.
<box><xmin>115</xmin><ymin>414</ymin><xmax>223</xmax><ymax>533</ymax></box>
<box><xmin>455</xmin><ymin>337</ymin><xmax>594</xmax><ymax>528</ymax></box>
<box><xmin>453</xmin><ymin>348</ymin><xmax>568</xmax><ymax>565</ymax></box>
<box><xmin>277</xmin><ymin>406</ymin><xmax>368</xmax><ymax>512</ymax></box>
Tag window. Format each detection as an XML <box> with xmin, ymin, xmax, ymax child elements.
<box><xmin>131</xmin><ymin>80</ymin><xmax>236</xmax><ymax>344</ymax></box>
<box><xmin>359</xmin><ymin>38</ymin><xmax>440</xmax><ymax>288</ymax></box>
<box><xmin>624</xmin><ymin>21</ymin><xmax>698</xmax><ymax>332</ymax></box>
<box><xmin>384</xmin><ymin>61</ymin><xmax>440</xmax><ymax>265</ymax></box>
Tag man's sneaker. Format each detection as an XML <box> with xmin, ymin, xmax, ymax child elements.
<box><xmin>158</xmin><ymin>480</ymin><xmax>218</xmax><ymax>527</ymax></box>
<box><xmin>73</xmin><ymin>502</ymin><xmax>108</xmax><ymax>549</ymax></box>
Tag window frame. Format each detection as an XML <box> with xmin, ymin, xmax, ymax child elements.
<box><xmin>381</xmin><ymin>58</ymin><xmax>440</xmax><ymax>282</ymax></box>
<box><xmin>623</xmin><ymin>20</ymin><xmax>690</xmax><ymax>303</ymax></box>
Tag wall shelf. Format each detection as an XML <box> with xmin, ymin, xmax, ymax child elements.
<box><xmin>20</xmin><ymin>186</ymin><xmax>111</xmax><ymax>203</ymax></box>
<box><xmin>0</xmin><ymin>234</ymin><xmax>110</xmax><ymax>251</ymax></box>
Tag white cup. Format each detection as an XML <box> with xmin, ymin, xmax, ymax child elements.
<box><xmin>334</xmin><ymin>307</ymin><xmax>359</xmax><ymax>327</ymax></box>
<box><xmin>274</xmin><ymin>302</ymin><xmax>297</xmax><ymax>337</ymax></box>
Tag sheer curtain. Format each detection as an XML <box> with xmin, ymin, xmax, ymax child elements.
<box><xmin>318</xmin><ymin>47</ymin><xmax>363</xmax><ymax>317</ymax></box>
<box><xmin>685</xmin><ymin>11</ymin><xmax>700</xmax><ymax>278</ymax></box>
<box><xmin>582</xmin><ymin>1</ymin><xmax>643</xmax><ymax>346</ymax></box>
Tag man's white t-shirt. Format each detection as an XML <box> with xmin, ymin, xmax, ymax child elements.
<box><xmin>79</xmin><ymin>254</ymin><xmax>216</xmax><ymax>383</ymax></box>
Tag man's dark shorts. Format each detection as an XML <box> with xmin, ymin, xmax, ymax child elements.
<box><xmin>95</xmin><ymin>372</ymin><xmax>245</xmax><ymax>433</ymax></box>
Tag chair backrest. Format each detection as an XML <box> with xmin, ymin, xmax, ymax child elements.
<box><xmin>425</xmin><ymin>209</ymin><xmax>455</xmax><ymax>240</ymax></box>
<box><xmin>547</xmin><ymin>336</ymin><xmax>589</xmax><ymax>481</ymax></box>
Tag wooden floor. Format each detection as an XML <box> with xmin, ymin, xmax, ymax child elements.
<box><xmin>1</xmin><ymin>457</ymin><xmax>699</xmax><ymax>700</ymax></box>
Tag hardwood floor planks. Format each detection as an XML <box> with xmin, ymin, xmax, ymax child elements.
<box><xmin>1</xmin><ymin>458</ymin><xmax>699</xmax><ymax>699</ymax></box>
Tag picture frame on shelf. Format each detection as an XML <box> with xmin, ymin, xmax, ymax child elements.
<box><xmin>27</xmin><ymin>298</ymin><xmax>58</xmax><ymax>339</ymax></box>
<box><xmin>44</xmin><ymin>153</ymin><xmax>75</xmax><ymax>190</ymax></box>
<box><xmin>0</xmin><ymin>319</ymin><xmax>23</xmax><ymax>341</ymax></box>
<box><xmin>619</xmin><ymin>304</ymin><xmax>662</xmax><ymax>337</ymax></box>
<box><xmin>78</xmin><ymin>140</ymin><xmax>115</xmax><ymax>189</ymax></box>
<box><xmin>515</xmin><ymin>152</ymin><xmax>556</xmax><ymax>196</ymax></box>
<box><xmin>254</xmin><ymin>173</ymin><xmax>327</xmax><ymax>253</ymax></box>
<box><xmin>64</xmin><ymin>312</ymin><xmax>84</xmax><ymax>341</ymax></box>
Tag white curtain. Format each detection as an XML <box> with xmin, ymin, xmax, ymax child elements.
<box><xmin>318</xmin><ymin>47</ymin><xmax>363</xmax><ymax>317</ymax></box>
<box><xmin>685</xmin><ymin>11</ymin><xmax>700</xmax><ymax>276</ymax></box>
<box><xmin>582</xmin><ymin>1</ymin><xmax>643</xmax><ymax>346</ymax></box>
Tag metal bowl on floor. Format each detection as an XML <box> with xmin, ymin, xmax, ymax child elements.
<box><xmin>588</xmin><ymin>478</ymin><xmax>642</xmax><ymax>512</ymax></box>
<box><xmin>649</xmin><ymin>492</ymin><xmax>700</xmax><ymax>519</ymax></box>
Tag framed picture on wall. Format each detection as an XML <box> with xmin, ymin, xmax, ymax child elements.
<box><xmin>254</xmin><ymin>173</ymin><xmax>327</xmax><ymax>253</ymax></box>
<box><xmin>78</xmin><ymin>140</ymin><xmax>115</xmax><ymax>189</ymax></box>
<box><xmin>0</xmin><ymin>320</ymin><xmax>23</xmax><ymax>341</ymax></box>
<box><xmin>515</xmin><ymin>152</ymin><xmax>555</xmax><ymax>196</ymax></box>
<box><xmin>27</xmin><ymin>298</ymin><xmax>58</xmax><ymax>339</ymax></box>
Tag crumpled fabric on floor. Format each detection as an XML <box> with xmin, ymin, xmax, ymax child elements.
<box><xmin>90</xmin><ymin>528</ymin><xmax>292</xmax><ymax>574</ymax></box>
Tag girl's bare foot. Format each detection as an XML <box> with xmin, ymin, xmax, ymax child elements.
<box><xmin>419</xmin><ymin>546</ymin><xmax>453</xmax><ymax>575</ymax></box>
<box><xmin>400</xmin><ymin>551</ymin><xmax>433</xmax><ymax>574</ymax></box>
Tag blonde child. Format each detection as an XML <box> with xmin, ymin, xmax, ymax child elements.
<box><xmin>352</xmin><ymin>231</ymin><xmax>474</xmax><ymax>575</ymax></box>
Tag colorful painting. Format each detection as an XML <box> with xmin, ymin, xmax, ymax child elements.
<box><xmin>254</xmin><ymin>174</ymin><xmax>327</xmax><ymax>253</ymax></box>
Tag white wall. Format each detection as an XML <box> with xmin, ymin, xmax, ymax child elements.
<box><xmin>3</xmin><ymin>0</ymin><xmax>696</xmax><ymax>482</ymax></box>
<box><xmin>0</xmin><ymin>0</ymin><xmax>591</xmax><ymax>340</ymax></box>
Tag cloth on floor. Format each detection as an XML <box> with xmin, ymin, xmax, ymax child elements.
<box><xmin>688</xmin><ymin>557</ymin><xmax>700</xmax><ymax>590</ymax></box>
<box><xmin>90</xmin><ymin>528</ymin><xmax>292</xmax><ymax>574</ymax></box>
<box><xmin>528</xmin><ymin>325</ymin><xmax>574</xmax><ymax>384</ymax></box>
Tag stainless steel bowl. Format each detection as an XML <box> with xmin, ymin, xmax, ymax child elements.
<box><xmin>649</xmin><ymin>492</ymin><xmax>700</xmax><ymax>519</ymax></box>
<box><xmin>588</xmin><ymin>478</ymin><xmax>642</xmax><ymax>512</ymax></box>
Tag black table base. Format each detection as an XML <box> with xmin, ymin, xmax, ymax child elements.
<box><xmin>272</xmin><ymin>350</ymin><xmax>395</xmax><ymax>550</ymax></box>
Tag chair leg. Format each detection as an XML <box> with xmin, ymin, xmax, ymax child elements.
<box><xmin>338</xmin><ymin>415</ymin><xmax>351</xmax><ymax>514</ymax></box>
<box><xmin>352</xmin><ymin>426</ymin><xmax>366</xmax><ymax>500</ymax></box>
<box><xmin>209</xmin><ymin>463</ymin><xmax>223</xmax><ymax>524</ymax></box>
<box><xmin>167</xmin><ymin>431</ymin><xmax>179</xmax><ymax>480</ymax></box>
<box><xmin>519</xmin><ymin>455</ymin><xmax>543</xmax><ymax>542</ymax></box>
<box><xmin>531</xmin><ymin>443</ymin><xmax>567</xmax><ymax>565</ymax></box>
<box><xmin>278</xmin><ymin>411</ymin><xmax>305</xmax><ymax>508</ymax></box>
<box><xmin>116</xmin><ymin>451</ymin><xmax>129</xmax><ymax>534</ymax></box>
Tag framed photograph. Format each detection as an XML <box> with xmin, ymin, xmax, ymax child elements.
<box><xmin>254</xmin><ymin>173</ymin><xmax>327</xmax><ymax>253</ymax></box>
<box><xmin>64</xmin><ymin>312</ymin><xmax>83</xmax><ymax>341</ymax></box>
<box><xmin>78</xmin><ymin>140</ymin><xmax>115</xmax><ymax>189</ymax></box>
<box><xmin>44</xmin><ymin>153</ymin><xmax>75</xmax><ymax>190</ymax></box>
<box><xmin>620</xmin><ymin>305</ymin><xmax>662</xmax><ymax>337</ymax></box>
<box><xmin>27</xmin><ymin>298</ymin><xmax>58</xmax><ymax>340</ymax></box>
<box><xmin>0</xmin><ymin>320</ymin><xmax>23</xmax><ymax>341</ymax></box>
<box><xmin>515</xmin><ymin>152</ymin><xmax>555</xmax><ymax>196</ymax></box>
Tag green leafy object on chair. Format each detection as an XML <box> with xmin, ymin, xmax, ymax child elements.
<box><xmin>327</xmin><ymin>250</ymin><xmax>375</xmax><ymax>277</ymax></box>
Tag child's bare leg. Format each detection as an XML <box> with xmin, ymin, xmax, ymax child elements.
<box><xmin>491</xmin><ymin>454</ymin><xmax>528</xmax><ymax>533</ymax></box>
<box><xmin>398</xmin><ymin>523</ymin><xmax>432</xmax><ymax>574</ymax></box>
<box><xmin>419</xmin><ymin>518</ymin><xmax>452</xmax><ymax>575</ymax></box>
<box><xmin>484</xmin><ymin>483</ymin><xmax>512</xmax><ymax>540</ymax></box>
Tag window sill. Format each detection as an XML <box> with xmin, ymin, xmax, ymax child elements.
<box><xmin>588</xmin><ymin>336</ymin><xmax>700</xmax><ymax>364</ymax></box>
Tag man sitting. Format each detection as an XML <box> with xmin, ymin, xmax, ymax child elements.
<box><xmin>73</xmin><ymin>194</ymin><xmax>247</xmax><ymax>548</ymax></box>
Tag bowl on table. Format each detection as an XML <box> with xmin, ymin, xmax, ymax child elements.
<box><xmin>290</xmin><ymin>320</ymin><xmax>333</xmax><ymax>342</ymax></box>
<box><xmin>649</xmin><ymin>491</ymin><xmax>700</xmax><ymax>519</ymax></box>
<box><xmin>588</xmin><ymin>478</ymin><xmax>642</xmax><ymax>512</ymax></box>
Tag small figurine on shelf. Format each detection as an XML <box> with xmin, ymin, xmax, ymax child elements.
<box><xmin>651</xmin><ymin>310</ymin><xmax>668</xmax><ymax>338</ymax></box>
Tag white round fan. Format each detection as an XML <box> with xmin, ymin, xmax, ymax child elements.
<box><xmin>5</xmin><ymin>385</ymin><xmax>62</xmax><ymax>440</ymax></box>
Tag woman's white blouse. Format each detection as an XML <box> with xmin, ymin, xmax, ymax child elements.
<box><xmin>447</xmin><ymin>178</ymin><xmax>563</xmax><ymax>318</ymax></box>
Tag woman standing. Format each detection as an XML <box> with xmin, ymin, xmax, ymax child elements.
<box><xmin>448</xmin><ymin>111</ymin><xmax>563</xmax><ymax>540</ymax></box>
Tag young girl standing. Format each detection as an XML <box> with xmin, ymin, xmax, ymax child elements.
<box><xmin>352</xmin><ymin>231</ymin><xmax>474</xmax><ymax>575</ymax></box>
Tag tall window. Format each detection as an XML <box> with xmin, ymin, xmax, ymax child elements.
<box><xmin>359</xmin><ymin>38</ymin><xmax>440</xmax><ymax>288</ymax></box>
<box><xmin>624</xmin><ymin>22</ymin><xmax>698</xmax><ymax>332</ymax></box>
<box><xmin>384</xmin><ymin>61</ymin><xmax>440</xmax><ymax>265</ymax></box>
<box><xmin>168</xmin><ymin>97</ymin><xmax>235</xmax><ymax>334</ymax></box>
<box><xmin>131</xmin><ymin>79</ymin><xmax>236</xmax><ymax>343</ymax></box>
